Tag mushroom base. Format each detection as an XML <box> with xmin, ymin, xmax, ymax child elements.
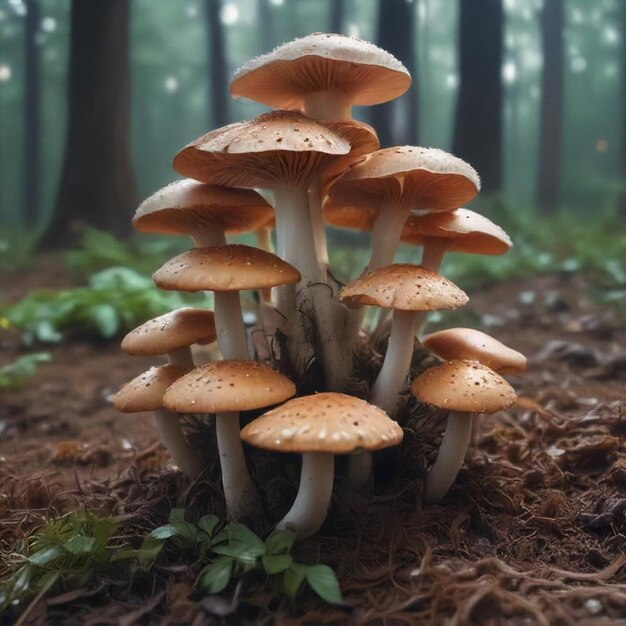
<box><xmin>154</xmin><ymin>408</ymin><xmax>201</xmax><ymax>479</ymax></box>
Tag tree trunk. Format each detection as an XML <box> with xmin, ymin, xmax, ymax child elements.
<box><xmin>453</xmin><ymin>0</ymin><xmax>503</xmax><ymax>193</ymax></box>
<box><xmin>205</xmin><ymin>0</ymin><xmax>229</xmax><ymax>127</ymax></box>
<box><xmin>40</xmin><ymin>0</ymin><xmax>136</xmax><ymax>249</ymax></box>
<box><xmin>620</xmin><ymin>0</ymin><xmax>626</xmax><ymax>216</ymax></box>
<box><xmin>257</xmin><ymin>0</ymin><xmax>274</xmax><ymax>51</ymax></box>
<box><xmin>23</xmin><ymin>0</ymin><xmax>41</xmax><ymax>228</ymax></box>
<box><xmin>536</xmin><ymin>0</ymin><xmax>564</xmax><ymax>214</ymax></box>
<box><xmin>370</xmin><ymin>0</ymin><xmax>418</xmax><ymax>147</ymax></box>
<box><xmin>329</xmin><ymin>0</ymin><xmax>345</xmax><ymax>34</ymax></box>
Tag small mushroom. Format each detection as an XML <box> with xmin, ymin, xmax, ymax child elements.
<box><xmin>240</xmin><ymin>392</ymin><xmax>403</xmax><ymax>540</ymax></box>
<box><xmin>114</xmin><ymin>365</ymin><xmax>200</xmax><ymax>478</ymax></box>
<box><xmin>411</xmin><ymin>360</ymin><xmax>517</xmax><ymax>504</ymax></box>
<box><xmin>163</xmin><ymin>360</ymin><xmax>296</xmax><ymax>520</ymax></box>
<box><xmin>121</xmin><ymin>307</ymin><xmax>217</xmax><ymax>369</ymax></box>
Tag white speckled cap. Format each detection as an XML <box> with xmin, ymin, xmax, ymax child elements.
<box><xmin>411</xmin><ymin>360</ymin><xmax>517</xmax><ymax>414</ymax></box>
<box><xmin>240</xmin><ymin>392</ymin><xmax>404</xmax><ymax>454</ymax></box>
<box><xmin>231</xmin><ymin>33</ymin><xmax>411</xmax><ymax>110</ymax></box>
<box><xmin>152</xmin><ymin>244</ymin><xmax>301</xmax><ymax>292</ymax></box>
<box><xmin>339</xmin><ymin>264</ymin><xmax>468</xmax><ymax>311</ymax></box>
<box><xmin>114</xmin><ymin>365</ymin><xmax>189</xmax><ymax>413</ymax></box>
<box><xmin>162</xmin><ymin>360</ymin><xmax>296</xmax><ymax>413</ymax></box>
<box><xmin>328</xmin><ymin>146</ymin><xmax>481</xmax><ymax>212</ymax></box>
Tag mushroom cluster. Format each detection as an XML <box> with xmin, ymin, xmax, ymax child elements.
<box><xmin>114</xmin><ymin>32</ymin><xmax>526</xmax><ymax>539</ymax></box>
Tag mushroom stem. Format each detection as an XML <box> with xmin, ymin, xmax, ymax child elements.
<box><xmin>346</xmin><ymin>451</ymin><xmax>372</xmax><ymax>490</ymax></box>
<box><xmin>303</xmin><ymin>90</ymin><xmax>352</xmax><ymax>121</ymax></box>
<box><xmin>167</xmin><ymin>346</ymin><xmax>195</xmax><ymax>369</ymax></box>
<box><xmin>216</xmin><ymin>412</ymin><xmax>260</xmax><ymax>520</ymax></box>
<box><xmin>255</xmin><ymin>226</ymin><xmax>274</xmax><ymax>254</ymax></box>
<box><xmin>308</xmin><ymin>180</ymin><xmax>330</xmax><ymax>273</ymax></box>
<box><xmin>192</xmin><ymin>229</ymin><xmax>227</xmax><ymax>248</ymax></box>
<box><xmin>367</xmin><ymin>202</ymin><xmax>408</xmax><ymax>271</ymax></box>
<box><xmin>421</xmin><ymin>239</ymin><xmax>447</xmax><ymax>272</ymax></box>
<box><xmin>423</xmin><ymin>412</ymin><xmax>473</xmax><ymax>504</ymax></box>
<box><xmin>214</xmin><ymin>291</ymin><xmax>250</xmax><ymax>360</ymax></box>
<box><xmin>370</xmin><ymin>309</ymin><xmax>417</xmax><ymax>416</ymax></box>
<box><xmin>154</xmin><ymin>408</ymin><xmax>201</xmax><ymax>479</ymax></box>
<box><xmin>277</xmin><ymin>452</ymin><xmax>335</xmax><ymax>540</ymax></box>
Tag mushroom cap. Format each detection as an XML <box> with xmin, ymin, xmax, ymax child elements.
<box><xmin>411</xmin><ymin>360</ymin><xmax>517</xmax><ymax>414</ymax></box>
<box><xmin>173</xmin><ymin>111</ymin><xmax>351</xmax><ymax>188</ymax></box>
<box><xmin>401</xmin><ymin>208</ymin><xmax>512</xmax><ymax>255</ymax></box>
<box><xmin>240</xmin><ymin>392</ymin><xmax>404</xmax><ymax>454</ymax></box>
<box><xmin>231</xmin><ymin>33</ymin><xmax>411</xmax><ymax>110</ymax></box>
<box><xmin>133</xmin><ymin>179</ymin><xmax>273</xmax><ymax>237</ymax></box>
<box><xmin>114</xmin><ymin>365</ymin><xmax>189</xmax><ymax>413</ymax></box>
<box><xmin>121</xmin><ymin>308</ymin><xmax>217</xmax><ymax>357</ymax></box>
<box><xmin>339</xmin><ymin>264</ymin><xmax>468</xmax><ymax>311</ymax></box>
<box><xmin>162</xmin><ymin>360</ymin><xmax>296</xmax><ymax>414</ymax></box>
<box><xmin>153</xmin><ymin>244</ymin><xmax>301</xmax><ymax>293</ymax></box>
<box><xmin>422</xmin><ymin>328</ymin><xmax>527</xmax><ymax>375</ymax></box>
<box><xmin>328</xmin><ymin>146</ymin><xmax>480</xmax><ymax>213</ymax></box>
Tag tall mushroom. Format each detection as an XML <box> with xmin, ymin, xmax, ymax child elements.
<box><xmin>121</xmin><ymin>307</ymin><xmax>217</xmax><ymax>369</ymax></box>
<box><xmin>240</xmin><ymin>392</ymin><xmax>403</xmax><ymax>540</ymax></box>
<box><xmin>411</xmin><ymin>360</ymin><xmax>517</xmax><ymax>504</ymax></box>
<box><xmin>164</xmin><ymin>360</ymin><xmax>296</xmax><ymax>520</ymax></box>
<box><xmin>114</xmin><ymin>365</ymin><xmax>200</xmax><ymax>478</ymax></box>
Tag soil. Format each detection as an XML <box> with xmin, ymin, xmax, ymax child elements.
<box><xmin>1</xmin><ymin>262</ymin><xmax>625</xmax><ymax>625</ymax></box>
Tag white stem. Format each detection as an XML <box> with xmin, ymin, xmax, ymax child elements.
<box><xmin>367</xmin><ymin>203</ymin><xmax>409</xmax><ymax>272</ymax></box>
<box><xmin>192</xmin><ymin>229</ymin><xmax>227</xmax><ymax>247</ymax></box>
<box><xmin>303</xmin><ymin>91</ymin><xmax>352</xmax><ymax>121</ymax></box>
<box><xmin>415</xmin><ymin>241</ymin><xmax>448</xmax><ymax>337</ymax></box>
<box><xmin>423</xmin><ymin>412</ymin><xmax>473</xmax><ymax>504</ymax></box>
<box><xmin>277</xmin><ymin>452</ymin><xmax>335</xmax><ymax>540</ymax></box>
<box><xmin>308</xmin><ymin>180</ymin><xmax>329</xmax><ymax>272</ymax></box>
<box><xmin>255</xmin><ymin>226</ymin><xmax>274</xmax><ymax>254</ymax></box>
<box><xmin>346</xmin><ymin>452</ymin><xmax>372</xmax><ymax>491</ymax></box>
<box><xmin>370</xmin><ymin>310</ymin><xmax>417</xmax><ymax>417</ymax></box>
<box><xmin>167</xmin><ymin>346</ymin><xmax>194</xmax><ymax>369</ymax></box>
<box><xmin>154</xmin><ymin>408</ymin><xmax>201</xmax><ymax>479</ymax></box>
<box><xmin>216</xmin><ymin>412</ymin><xmax>260</xmax><ymax>520</ymax></box>
<box><xmin>214</xmin><ymin>291</ymin><xmax>250</xmax><ymax>360</ymax></box>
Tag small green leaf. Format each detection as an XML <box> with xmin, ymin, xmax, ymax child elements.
<box><xmin>305</xmin><ymin>564</ymin><xmax>344</xmax><ymax>605</ymax></box>
<box><xmin>168</xmin><ymin>508</ymin><xmax>187</xmax><ymax>524</ymax></box>
<box><xmin>265</xmin><ymin>530</ymin><xmax>296</xmax><ymax>555</ymax></box>
<box><xmin>198</xmin><ymin>557</ymin><xmax>233</xmax><ymax>594</ymax></box>
<box><xmin>197</xmin><ymin>514</ymin><xmax>219</xmax><ymax>537</ymax></box>
<box><xmin>228</xmin><ymin>524</ymin><xmax>266</xmax><ymax>556</ymax></box>
<box><xmin>28</xmin><ymin>545</ymin><xmax>61</xmax><ymax>567</ymax></box>
<box><xmin>111</xmin><ymin>536</ymin><xmax>163</xmax><ymax>567</ymax></box>
<box><xmin>63</xmin><ymin>535</ymin><xmax>96</xmax><ymax>555</ymax></box>
<box><xmin>150</xmin><ymin>524</ymin><xmax>179</xmax><ymax>540</ymax></box>
<box><xmin>262</xmin><ymin>554</ymin><xmax>293</xmax><ymax>574</ymax></box>
<box><xmin>89</xmin><ymin>304</ymin><xmax>119</xmax><ymax>337</ymax></box>
<box><xmin>283</xmin><ymin>563</ymin><xmax>308</xmax><ymax>602</ymax></box>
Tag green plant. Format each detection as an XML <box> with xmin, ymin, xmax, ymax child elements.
<box><xmin>0</xmin><ymin>352</ymin><xmax>51</xmax><ymax>391</ymax></box>
<box><xmin>1</xmin><ymin>267</ymin><xmax>204</xmax><ymax>344</ymax></box>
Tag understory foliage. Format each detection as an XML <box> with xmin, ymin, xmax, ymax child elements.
<box><xmin>0</xmin><ymin>352</ymin><xmax>50</xmax><ymax>391</ymax></box>
<box><xmin>0</xmin><ymin>507</ymin><xmax>342</xmax><ymax>619</ymax></box>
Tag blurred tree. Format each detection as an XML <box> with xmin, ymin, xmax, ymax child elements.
<box><xmin>536</xmin><ymin>0</ymin><xmax>563</xmax><ymax>214</ymax></box>
<box><xmin>453</xmin><ymin>0</ymin><xmax>503</xmax><ymax>193</ymax></box>
<box><xmin>621</xmin><ymin>0</ymin><xmax>626</xmax><ymax>215</ymax></box>
<box><xmin>22</xmin><ymin>0</ymin><xmax>41</xmax><ymax>227</ymax></box>
<box><xmin>205</xmin><ymin>0</ymin><xmax>229</xmax><ymax>127</ymax></box>
<box><xmin>371</xmin><ymin>0</ymin><xmax>418</xmax><ymax>146</ymax></box>
<box><xmin>258</xmin><ymin>0</ymin><xmax>274</xmax><ymax>51</ymax></box>
<box><xmin>40</xmin><ymin>0</ymin><xmax>136</xmax><ymax>248</ymax></box>
<box><xmin>329</xmin><ymin>0</ymin><xmax>345</xmax><ymax>34</ymax></box>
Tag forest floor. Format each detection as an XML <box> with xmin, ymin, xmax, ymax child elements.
<box><xmin>1</xmin><ymin>260</ymin><xmax>625</xmax><ymax>625</ymax></box>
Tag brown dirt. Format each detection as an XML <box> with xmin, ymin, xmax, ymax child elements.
<box><xmin>1</xmin><ymin>267</ymin><xmax>625</xmax><ymax>625</ymax></box>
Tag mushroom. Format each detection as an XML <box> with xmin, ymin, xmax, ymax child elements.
<box><xmin>422</xmin><ymin>328</ymin><xmax>527</xmax><ymax>375</ymax></box>
<box><xmin>240</xmin><ymin>392</ymin><xmax>403</xmax><ymax>540</ymax></box>
<box><xmin>153</xmin><ymin>244</ymin><xmax>300</xmax><ymax>362</ymax></box>
<box><xmin>133</xmin><ymin>178</ymin><xmax>273</xmax><ymax>247</ymax></box>
<box><xmin>114</xmin><ymin>365</ymin><xmax>200</xmax><ymax>478</ymax></box>
<box><xmin>411</xmin><ymin>360</ymin><xmax>517</xmax><ymax>504</ymax></box>
<box><xmin>230</xmin><ymin>32</ymin><xmax>411</xmax><ymax>122</ymax></box>
<box><xmin>121</xmin><ymin>307</ymin><xmax>217</xmax><ymax>369</ymax></box>
<box><xmin>163</xmin><ymin>360</ymin><xmax>296</xmax><ymax>520</ymax></box>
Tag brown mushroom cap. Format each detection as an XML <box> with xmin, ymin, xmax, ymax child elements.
<box><xmin>173</xmin><ymin>111</ymin><xmax>351</xmax><ymax>188</ymax></box>
<box><xmin>411</xmin><ymin>360</ymin><xmax>517</xmax><ymax>414</ymax></box>
<box><xmin>153</xmin><ymin>244</ymin><xmax>301</xmax><ymax>293</ymax></box>
<box><xmin>422</xmin><ymin>328</ymin><xmax>527</xmax><ymax>374</ymax></box>
<box><xmin>162</xmin><ymin>360</ymin><xmax>296</xmax><ymax>414</ymax></box>
<box><xmin>121</xmin><ymin>308</ymin><xmax>217</xmax><ymax>357</ymax></box>
<box><xmin>328</xmin><ymin>146</ymin><xmax>481</xmax><ymax>214</ymax></box>
<box><xmin>240</xmin><ymin>392</ymin><xmax>403</xmax><ymax>454</ymax></box>
<box><xmin>230</xmin><ymin>33</ymin><xmax>411</xmax><ymax>110</ymax></box>
<box><xmin>114</xmin><ymin>365</ymin><xmax>189</xmax><ymax>413</ymax></box>
<box><xmin>133</xmin><ymin>179</ymin><xmax>273</xmax><ymax>237</ymax></box>
<box><xmin>339</xmin><ymin>264</ymin><xmax>468</xmax><ymax>311</ymax></box>
<box><xmin>401</xmin><ymin>208</ymin><xmax>512</xmax><ymax>255</ymax></box>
